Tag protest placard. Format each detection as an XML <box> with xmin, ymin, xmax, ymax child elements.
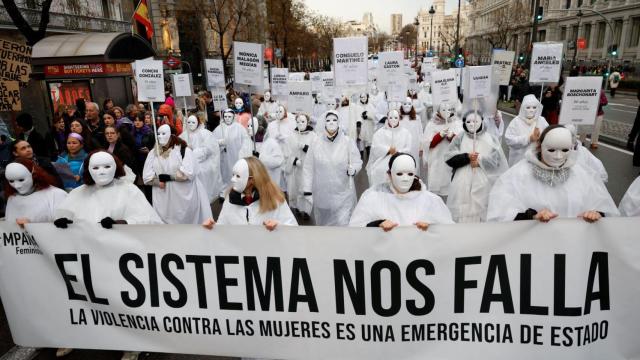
<box><xmin>530</xmin><ymin>42</ymin><xmax>563</xmax><ymax>83</ymax></box>
<box><xmin>333</xmin><ymin>37</ymin><xmax>368</xmax><ymax>87</ymax></box>
<box><xmin>491</xmin><ymin>50</ymin><xmax>515</xmax><ymax>86</ymax></box>
<box><xmin>134</xmin><ymin>60</ymin><xmax>165</xmax><ymax>102</ymax></box>
<box><xmin>431</xmin><ymin>69</ymin><xmax>458</xmax><ymax>106</ymax></box>
<box><xmin>234</xmin><ymin>42</ymin><xmax>263</xmax><ymax>87</ymax></box>
<box><xmin>0</xmin><ymin>80</ymin><xmax>21</xmax><ymax>111</ymax></box>
<box><xmin>559</xmin><ymin>76</ymin><xmax>603</xmax><ymax>126</ymax></box>
<box><xmin>0</xmin><ymin>39</ymin><xmax>31</xmax><ymax>85</ymax></box>
<box><xmin>288</xmin><ymin>81</ymin><xmax>314</xmax><ymax>114</ymax></box>
<box><xmin>271</xmin><ymin>68</ymin><xmax>289</xmax><ymax>96</ymax></box>
<box><xmin>204</xmin><ymin>59</ymin><xmax>225</xmax><ymax>88</ymax></box>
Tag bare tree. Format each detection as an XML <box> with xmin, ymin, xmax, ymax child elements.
<box><xmin>399</xmin><ymin>24</ymin><xmax>417</xmax><ymax>49</ymax></box>
<box><xmin>2</xmin><ymin>0</ymin><xmax>53</xmax><ymax>45</ymax></box>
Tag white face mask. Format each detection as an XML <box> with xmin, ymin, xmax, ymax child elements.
<box><xmin>296</xmin><ymin>115</ymin><xmax>308</xmax><ymax>131</ymax></box>
<box><xmin>389</xmin><ymin>155</ymin><xmax>416</xmax><ymax>194</ymax></box>
<box><xmin>325</xmin><ymin>114</ymin><xmax>339</xmax><ymax>134</ymax></box>
<box><xmin>402</xmin><ymin>98</ymin><xmax>413</xmax><ymax>114</ymax></box>
<box><xmin>465</xmin><ymin>113</ymin><xmax>482</xmax><ymax>134</ymax></box>
<box><xmin>541</xmin><ymin>128</ymin><xmax>573</xmax><ymax>168</ymax></box>
<box><xmin>5</xmin><ymin>163</ymin><xmax>34</xmax><ymax>195</ymax></box>
<box><xmin>360</xmin><ymin>93</ymin><xmax>367</xmax><ymax>104</ymax></box>
<box><xmin>524</xmin><ymin>105</ymin><xmax>538</xmax><ymax>119</ymax></box>
<box><xmin>370</xmin><ymin>86</ymin><xmax>379</xmax><ymax>95</ymax></box>
<box><xmin>186</xmin><ymin>115</ymin><xmax>198</xmax><ymax>132</ymax></box>
<box><xmin>264</xmin><ymin>92</ymin><xmax>271</xmax><ymax>102</ymax></box>
<box><xmin>387</xmin><ymin>110</ymin><xmax>400</xmax><ymax>128</ymax></box>
<box><xmin>234</xmin><ymin>98</ymin><xmax>244</xmax><ymax>110</ymax></box>
<box><xmin>231</xmin><ymin>159</ymin><xmax>250</xmax><ymax>192</ymax></box>
<box><xmin>409</xmin><ymin>89</ymin><xmax>416</xmax><ymax>96</ymax></box>
<box><xmin>157</xmin><ymin>124</ymin><xmax>171</xmax><ymax>146</ymax></box>
<box><xmin>247</xmin><ymin>117</ymin><xmax>259</xmax><ymax>137</ymax></box>
<box><xmin>276</xmin><ymin>106</ymin><xmax>286</xmax><ymax>120</ymax></box>
<box><xmin>326</xmin><ymin>99</ymin><xmax>337</xmax><ymax>109</ymax></box>
<box><xmin>223</xmin><ymin>112</ymin><xmax>234</xmax><ymax>125</ymax></box>
<box><xmin>438</xmin><ymin>104</ymin><xmax>453</xmax><ymax>120</ymax></box>
<box><xmin>89</xmin><ymin>152</ymin><xmax>117</xmax><ymax>186</ymax></box>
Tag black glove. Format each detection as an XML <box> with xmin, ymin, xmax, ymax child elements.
<box><xmin>54</xmin><ymin>218</ymin><xmax>73</xmax><ymax>229</ymax></box>
<box><xmin>627</xmin><ymin>140</ymin><xmax>635</xmax><ymax>151</ymax></box>
<box><xmin>361</xmin><ymin>111</ymin><xmax>367</xmax><ymax>119</ymax></box>
<box><xmin>252</xmin><ymin>150</ymin><xmax>260</xmax><ymax>157</ymax></box>
<box><xmin>100</xmin><ymin>217</ymin><xmax>116</xmax><ymax>229</ymax></box>
<box><xmin>158</xmin><ymin>174</ymin><xmax>172</xmax><ymax>182</ymax></box>
<box><xmin>379</xmin><ymin>117</ymin><xmax>387</xmax><ymax>125</ymax></box>
<box><xmin>302</xmin><ymin>144</ymin><xmax>309</xmax><ymax>153</ymax></box>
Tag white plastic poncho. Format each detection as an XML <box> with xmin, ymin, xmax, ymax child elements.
<box><xmin>258</xmin><ymin>100</ymin><xmax>280</xmax><ymax>122</ymax></box>
<box><xmin>350</xmin><ymin>100</ymin><xmax>377</xmax><ymax>147</ymax></box>
<box><xmin>487</xmin><ymin>149</ymin><xmax>619</xmax><ymax>222</ymax></box>
<box><xmin>399</xmin><ymin>114</ymin><xmax>424</xmax><ymax>173</ymax></box>
<box><xmin>302</xmin><ymin>131</ymin><xmax>363</xmax><ymax>226</ymax></box>
<box><xmin>619</xmin><ymin>177</ymin><xmax>640</xmax><ymax>217</ymax></box>
<box><xmin>265</xmin><ymin>116</ymin><xmax>296</xmax><ymax>187</ymax></box>
<box><xmin>505</xmin><ymin>95</ymin><xmax>548</xmax><ymax>166</ymax></box>
<box><xmin>212</xmin><ymin>122</ymin><xmax>251</xmax><ymax>189</ymax></box>
<box><xmin>349</xmin><ymin>182</ymin><xmax>454</xmax><ymax>226</ymax></box>
<box><xmin>284</xmin><ymin>127</ymin><xmax>317</xmax><ymax>213</ymax></box>
<box><xmin>445</xmin><ymin>128</ymin><xmax>509</xmax><ymax>223</ymax></box>
<box><xmin>371</xmin><ymin>92</ymin><xmax>389</xmax><ymax>128</ymax></box>
<box><xmin>180</xmin><ymin>123</ymin><xmax>224</xmax><ymax>202</ymax></box>
<box><xmin>258</xmin><ymin>137</ymin><xmax>285</xmax><ymax>188</ymax></box>
<box><xmin>143</xmin><ymin>145</ymin><xmax>212</xmax><ymax>224</ymax></box>
<box><xmin>5</xmin><ymin>186</ymin><xmax>67</xmax><ymax>223</ymax></box>
<box><xmin>366</xmin><ymin>123</ymin><xmax>412</xmax><ymax>187</ymax></box>
<box><xmin>217</xmin><ymin>191</ymin><xmax>298</xmax><ymax>226</ymax></box>
<box><xmin>576</xmin><ymin>143</ymin><xmax>608</xmax><ymax>183</ymax></box>
<box><xmin>55</xmin><ymin>178</ymin><xmax>162</xmax><ymax>224</ymax></box>
<box><xmin>422</xmin><ymin>114</ymin><xmax>463</xmax><ymax>196</ymax></box>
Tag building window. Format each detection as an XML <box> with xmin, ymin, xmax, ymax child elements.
<box><xmin>101</xmin><ymin>0</ymin><xmax>111</xmax><ymax>18</ymax></box>
<box><xmin>596</xmin><ymin>22</ymin><xmax>606</xmax><ymax>48</ymax></box>
<box><xmin>539</xmin><ymin>30</ymin><xmax>546</xmax><ymax>41</ymax></box>
<box><xmin>583</xmin><ymin>23</ymin><xmax>591</xmax><ymax>46</ymax></box>
<box><xmin>577</xmin><ymin>0</ymin><xmax>583</xmax><ymax>7</ymax></box>
<box><xmin>613</xmin><ymin>19</ymin><xmax>623</xmax><ymax>45</ymax></box>
<box><xmin>560</xmin><ymin>26</ymin><xmax>567</xmax><ymax>40</ymax></box>
<box><xmin>565</xmin><ymin>0</ymin><xmax>571</xmax><ymax>9</ymax></box>
<box><xmin>629</xmin><ymin>18</ymin><xmax>640</xmax><ymax>47</ymax></box>
<box><xmin>571</xmin><ymin>25</ymin><xmax>579</xmax><ymax>40</ymax></box>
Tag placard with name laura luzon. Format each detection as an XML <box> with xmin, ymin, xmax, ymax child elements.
<box><xmin>529</xmin><ymin>42</ymin><xmax>563</xmax><ymax>84</ymax></box>
<box><xmin>559</xmin><ymin>76</ymin><xmax>603</xmax><ymax>126</ymax></box>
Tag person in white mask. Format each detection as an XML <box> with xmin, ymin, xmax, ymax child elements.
<box><xmin>369</xmin><ymin>84</ymin><xmax>389</xmax><ymax>130</ymax></box>
<box><xmin>444</xmin><ymin>111</ymin><xmax>508</xmax><ymax>223</ymax></box>
<box><xmin>257</xmin><ymin>91</ymin><xmax>279</xmax><ymax>122</ymax></box>
<box><xmin>348</xmin><ymin>92</ymin><xmax>377</xmax><ymax>157</ymax></box>
<box><xmin>3</xmin><ymin>159</ymin><xmax>67</xmax><ymax>226</ymax></box>
<box><xmin>422</xmin><ymin>102</ymin><xmax>463</xmax><ymax>196</ymax></box>
<box><xmin>284</xmin><ymin>114</ymin><xmax>317</xmax><ymax>219</ymax></box>
<box><xmin>264</xmin><ymin>105</ymin><xmax>295</xmax><ymax>187</ymax></box>
<box><xmin>202</xmin><ymin>157</ymin><xmax>297</xmax><ymax>229</ymax></box>
<box><xmin>315</xmin><ymin>97</ymin><xmax>339</xmax><ymax>135</ymax></box>
<box><xmin>350</xmin><ymin>153</ymin><xmax>453</xmax><ymax>230</ymax></box>
<box><xmin>311</xmin><ymin>95</ymin><xmax>326</xmax><ymax>128</ymax></box>
<box><xmin>212</xmin><ymin>109</ymin><xmax>251</xmax><ymax>195</ymax></box>
<box><xmin>142</xmin><ymin>124</ymin><xmax>212</xmax><ymax>224</ymax></box>
<box><xmin>233</xmin><ymin>97</ymin><xmax>251</xmax><ymax>128</ymax></box>
<box><xmin>417</xmin><ymin>82</ymin><xmax>433</xmax><ymax>125</ymax></box>
<box><xmin>399</xmin><ymin>97</ymin><xmax>424</xmax><ymax>173</ymax></box>
<box><xmin>302</xmin><ymin>110</ymin><xmax>362</xmax><ymax>225</ymax></box>
<box><xmin>408</xmin><ymin>89</ymin><xmax>426</xmax><ymax>126</ymax></box>
<box><xmin>179</xmin><ymin>114</ymin><xmax>223</xmax><ymax>203</ymax></box>
<box><xmin>487</xmin><ymin>125</ymin><xmax>618</xmax><ymax>222</ymax></box>
<box><xmin>505</xmin><ymin>94</ymin><xmax>549</xmax><ymax>166</ymax></box>
<box><xmin>566</xmin><ymin>124</ymin><xmax>608</xmax><ymax>183</ymax></box>
<box><xmin>247</xmin><ymin>117</ymin><xmax>284</xmax><ymax>187</ymax></box>
<box><xmin>619</xmin><ymin>176</ymin><xmax>640</xmax><ymax>217</ymax></box>
<box><xmin>367</xmin><ymin>109</ymin><xmax>412</xmax><ymax>187</ymax></box>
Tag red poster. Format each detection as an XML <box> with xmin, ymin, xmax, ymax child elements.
<box><xmin>48</xmin><ymin>81</ymin><xmax>92</xmax><ymax>114</ymax></box>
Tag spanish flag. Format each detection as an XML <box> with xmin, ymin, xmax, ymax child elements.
<box><xmin>133</xmin><ymin>0</ymin><xmax>153</xmax><ymax>40</ymax></box>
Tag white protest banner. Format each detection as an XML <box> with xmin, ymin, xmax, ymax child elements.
<box><xmin>209</xmin><ymin>87</ymin><xmax>228</xmax><ymax>110</ymax></box>
<box><xmin>288</xmin><ymin>81</ymin><xmax>314</xmax><ymax>114</ymax></box>
<box><xmin>491</xmin><ymin>50</ymin><xmax>515</xmax><ymax>86</ymax></box>
<box><xmin>0</xmin><ymin>80</ymin><xmax>21</xmax><ymax>111</ymax></box>
<box><xmin>270</xmin><ymin>68</ymin><xmax>289</xmax><ymax>96</ymax></box>
<box><xmin>377</xmin><ymin>51</ymin><xmax>404</xmax><ymax>89</ymax></box>
<box><xmin>205</xmin><ymin>59</ymin><xmax>225</xmax><ymax>88</ymax></box>
<box><xmin>134</xmin><ymin>59</ymin><xmax>165</xmax><ymax>102</ymax></box>
<box><xmin>322</xmin><ymin>71</ymin><xmax>335</xmax><ymax>98</ymax></box>
<box><xmin>559</xmin><ymin>76</ymin><xmax>603</xmax><ymax>126</ymax></box>
<box><xmin>289</xmin><ymin>72</ymin><xmax>305</xmax><ymax>82</ymax></box>
<box><xmin>333</xmin><ymin>37</ymin><xmax>368</xmax><ymax>87</ymax></box>
<box><xmin>431</xmin><ymin>69</ymin><xmax>458</xmax><ymax>106</ymax></box>
<box><xmin>0</xmin><ymin>39</ymin><xmax>31</xmax><ymax>85</ymax></box>
<box><xmin>1</xmin><ymin>218</ymin><xmax>639</xmax><ymax>359</ymax></box>
<box><xmin>233</xmin><ymin>42</ymin><xmax>263</xmax><ymax>87</ymax></box>
<box><xmin>311</xmin><ymin>72</ymin><xmax>323</xmax><ymax>94</ymax></box>
<box><xmin>530</xmin><ymin>42</ymin><xmax>563</xmax><ymax>83</ymax></box>
<box><xmin>466</xmin><ymin>65</ymin><xmax>493</xmax><ymax>100</ymax></box>
<box><xmin>171</xmin><ymin>73</ymin><xmax>192</xmax><ymax>97</ymax></box>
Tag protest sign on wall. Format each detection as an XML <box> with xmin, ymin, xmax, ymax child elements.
<box><xmin>322</xmin><ymin>71</ymin><xmax>335</xmax><ymax>98</ymax></box>
<box><xmin>0</xmin><ymin>218</ymin><xmax>638</xmax><ymax>359</ymax></box>
<box><xmin>0</xmin><ymin>39</ymin><xmax>31</xmax><ymax>85</ymax></box>
<box><xmin>205</xmin><ymin>59</ymin><xmax>225</xmax><ymax>88</ymax></box>
<box><xmin>287</xmin><ymin>81</ymin><xmax>314</xmax><ymax>114</ymax></box>
<box><xmin>271</xmin><ymin>68</ymin><xmax>289</xmax><ymax>96</ymax></box>
<box><xmin>530</xmin><ymin>42</ymin><xmax>563</xmax><ymax>83</ymax></box>
<box><xmin>466</xmin><ymin>65</ymin><xmax>493</xmax><ymax>100</ymax></box>
<box><xmin>431</xmin><ymin>69</ymin><xmax>458</xmax><ymax>106</ymax></box>
<box><xmin>0</xmin><ymin>80</ymin><xmax>21</xmax><ymax>111</ymax></box>
<box><xmin>134</xmin><ymin>60</ymin><xmax>165</xmax><ymax>102</ymax></box>
<box><xmin>491</xmin><ymin>50</ymin><xmax>515</xmax><ymax>86</ymax></box>
<box><xmin>559</xmin><ymin>76</ymin><xmax>603</xmax><ymax>126</ymax></box>
<box><xmin>233</xmin><ymin>42</ymin><xmax>263</xmax><ymax>87</ymax></box>
<box><xmin>333</xmin><ymin>37</ymin><xmax>368</xmax><ymax>87</ymax></box>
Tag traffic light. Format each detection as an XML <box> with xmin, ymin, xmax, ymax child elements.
<box><xmin>536</xmin><ymin>6</ymin><xmax>543</xmax><ymax>21</ymax></box>
<box><xmin>610</xmin><ymin>44</ymin><xmax>618</xmax><ymax>56</ymax></box>
<box><xmin>518</xmin><ymin>52</ymin><xmax>525</xmax><ymax>63</ymax></box>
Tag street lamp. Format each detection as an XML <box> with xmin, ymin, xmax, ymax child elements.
<box><xmin>413</xmin><ymin>17</ymin><xmax>420</xmax><ymax>68</ymax></box>
<box><xmin>572</xmin><ymin>10</ymin><xmax>584</xmax><ymax>64</ymax></box>
<box><xmin>429</xmin><ymin>5</ymin><xmax>435</xmax><ymax>52</ymax></box>
<box><xmin>405</xmin><ymin>30</ymin><xmax>410</xmax><ymax>59</ymax></box>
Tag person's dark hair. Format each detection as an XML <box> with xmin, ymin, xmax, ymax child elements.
<box><xmin>3</xmin><ymin>158</ymin><xmax>56</xmax><ymax>197</ymax></box>
<box><xmin>461</xmin><ymin>110</ymin><xmax>483</xmax><ymax>133</ymax></box>
<box><xmin>165</xmin><ymin>134</ymin><xmax>187</xmax><ymax>149</ymax></box>
<box><xmin>104</xmin><ymin>109</ymin><xmax>117</xmax><ymax>120</ymax></box>
<box><xmin>400</xmin><ymin>103</ymin><xmax>417</xmax><ymax>120</ymax></box>
<box><xmin>102</xmin><ymin>98</ymin><xmax>113</xmax><ymax>109</ymax></box>
<box><xmin>70</xmin><ymin>118</ymin><xmax>93</xmax><ymax>140</ymax></box>
<box><xmin>16</xmin><ymin>113</ymin><xmax>33</xmax><ymax>130</ymax></box>
<box><xmin>10</xmin><ymin>139</ymin><xmax>30</xmax><ymax>158</ymax></box>
<box><xmin>536</xmin><ymin>124</ymin><xmax>567</xmax><ymax>156</ymax></box>
<box><xmin>81</xmin><ymin>150</ymin><xmax>127</xmax><ymax>185</ymax></box>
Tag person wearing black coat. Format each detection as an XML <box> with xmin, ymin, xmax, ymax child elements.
<box><xmin>10</xmin><ymin>139</ymin><xmax>64</xmax><ymax>189</ymax></box>
<box><xmin>15</xmin><ymin>113</ymin><xmax>50</xmax><ymax>158</ymax></box>
<box><xmin>627</xmin><ymin>89</ymin><xmax>640</xmax><ymax>167</ymax></box>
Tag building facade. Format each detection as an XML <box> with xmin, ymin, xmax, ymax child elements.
<box><xmin>343</xmin><ymin>13</ymin><xmax>379</xmax><ymax>37</ymax></box>
<box><xmin>416</xmin><ymin>0</ymin><xmax>469</xmax><ymax>56</ymax></box>
<box><xmin>391</xmin><ymin>13</ymin><xmax>403</xmax><ymax>35</ymax></box>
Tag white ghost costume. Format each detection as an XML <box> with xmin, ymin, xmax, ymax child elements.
<box><xmin>257</xmin><ymin>92</ymin><xmax>280</xmax><ymax>122</ymax></box>
<box><xmin>350</xmin><ymin>154</ymin><xmax>454</xmax><ymax>227</ymax></box>
<box><xmin>303</xmin><ymin>111</ymin><xmax>363</xmax><ymax>226</ymax></box>
<box><xmin>143</xmin><ymin>125</ymin><xmax>212</xmax><ymax>224</ymax></box>
<box><xmin>487</xmin><ymin>128</ymin><xmax>619</xmax><ymax>222</ymax></box>
<box><xmin>422</xmin><ymin>103</ymin><xmax>463</xmax><ymax>196</ymax></box>
<box><xmin>417</xmin><ymin>82</ymin><xmax>433</xmax><ymax>126</ymax></box>
<box><xmin>264</xmin><ymin>106</ymin><xmax>295</xmax><ymax>187</ymax></box>
<box><xmin>252</xmin><ymin>117</ymin><xmax>285</xmax><ymax>188</ymax></box>
<box><xmin>565</xmin><ymin>125</ymin><xmax>608</xmax><ymax>183</ymax></box>
<box><xmin>619</xmin><ymin>177</ymin><xmax>640</xmax><ymax>217</ymax></box>
<box><xmin>180</xmin><ymin>115</ymin><xmax>224</xmax><ymax>202</ymax></box>
<box><xmin>349</xmin><ymin>93</ymin><xmax>377</xmax><ymax>148</ymax></box>
<box><xmin>4</xmin><ymin>163</ymin><xmax>67</xmax><ymax>223</ymax></box>
<box><xmin>399</xmin><ymin>98</ymin><xmax>424</xmax><ymax>173</ymax></box>
<box><xmin>505</xmin><ymin>94</ymin><xmax>549</xmax><ymax>166</ymax></box>
<box><xmin>444</xmin><ymin>113</ymin><xmax>509</xmax><ymax>223</ymax></box>
<box><xmin>366</xmin><ymin>110</ymin><xmax>412</xmax><ymax>187</ymax></box>
<box><xmin>370</xmin><ymin>86</ymin><xmax>389</xmax><ymax>130</ymax></box>
<box><xmin>284</xmin><ymin>115</ymin><xmax>317</xmax><ymax>213</ymax></box>
<box><xmin>56</xmin><ymin>152</ymin><xmax>162</xmax><ymax>224</ymax></box>
<box><xmin>212</xmin><ymin>110</ymin><xmax>252</xmax><ymax>190</ymax></box>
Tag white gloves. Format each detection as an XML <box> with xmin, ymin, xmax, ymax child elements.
<box><xmin>218</xmin><ymin>138</ymin><xmax>226</xmax><ymax>146</ymax></box>
<box><xmin>347</xmin><ymin>166</ymin><xmax>356</xmax><ymax>176</ymax></box>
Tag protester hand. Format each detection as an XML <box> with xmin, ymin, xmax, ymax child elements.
<box><xmin>294</xmin><ymin>159</ymin><xmax>302</xmax><ymax>167</ymax></box>
<box><xmin>579</xmin><ymin>210</ymin><xmax>602</xmax><ymax>223</ymax></box>
<box><xmin>379</xmin><ymin>220</ymin><xmax>398</xmax><ymax>232</ymax></box>
<box><xmin>470</xmin><ymin>152</ymin><xmax>480</xmax><ymax>168</ymax></box>
<box><xmin>54</xmin><ymin>218</ymin><xmax>73</xmax><ymax>229</ymax></box>
<box><xmin>159</xmin><ymin>182</ymin><xmax>166</xmax><ymax>190</ymax></box>
<box><xmin>347</xmin><ymin>166</ymin><xmax>356</xmax><ymax>176</ymax></box>
<box><xmin>530</xmin><ymin>127</ymin><xmax>541</xmax><ymax>143</ymax></box>
<box><xmin>202</xmin><ymin>218</ymin><xmax>216</xmax><ymax>230</ymax></box>
<box><xmin>140</xmin><ymin>147</ymin><xmax>149</xmax><ymax>154</ymax></box>
<box><xmin>100</xmin><ymin>217</ymin><xmax>116</xmax><ymax>229</ymax></box>
<box><xmin>15</xmin><ymin>218</ymin><xmax>29</xmax><ymax>228</ymax></box>
<box><xmin>389</xmin><ymin>146</ymin><xmax>397</xmax><ymax>155</ymax></box>
<box><xmin>158</xmin><ymin>174</ymin><xmax>172</xmax><ymax>182</ymax></box>
<box><xmin>533</xmin><ymin>208</ymin><xmax>558</xmax><ymax>222</ymax></box>
<box><xmin>263</xmin><ymin>219</ymin><xmax>279</xmax><ymax>231</ymax></box>
<box><xmin>218</xmin><ymin>138</ymin><xmax>226</xmax><ymax>146</ymax></box>
<box><xmin>362</xmin><ymin>111</ymin><xmax>368</xmax><ymax>119</ymax></box>
<box><xmin>414</xmin><ymin>221</ymin><xmax>429</xmax><ymax>231</ymax></box>
<box><xmin>439</xmin><ymin>129</ymin><xmax>447</xmax><ymax>138</ymax></box>
<box><xmin>446</xmin><ymin>129</ymin><xmax>455</xmax><ymax>139</ymax></box>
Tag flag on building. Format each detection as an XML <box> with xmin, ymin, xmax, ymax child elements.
<box><xmin>133</xmin><ymin>0</ymin><xmax>153</xmax><ymax>40</ymax></box>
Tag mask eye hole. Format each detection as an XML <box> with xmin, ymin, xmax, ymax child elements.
<box><xmin>408</xmin><ymin>173</ymin><xmax>414</xmax><ymax>177</ymax></box>
<box><xmin>548</xmin><ymin>149</ymin><xmax>556</xmax><ymax>153</ymax></box>
<box><xmin>562</xmin><ymin>149</ymin><xmax>569</xmax><ymax>153</ymax></box>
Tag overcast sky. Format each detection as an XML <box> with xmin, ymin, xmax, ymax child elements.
<box><xmin>303</xmin><ymin>0</ymin><xmax>462</xmax><ymax>33</ymax></box>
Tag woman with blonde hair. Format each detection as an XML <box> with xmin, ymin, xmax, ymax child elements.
<box><xmin>203</xmin><ymin>157</ymin><xmax>297</xmax><ymax>230</ymax></box>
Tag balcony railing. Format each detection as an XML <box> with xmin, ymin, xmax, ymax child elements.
<box><xmin>0</xmin><ymin>4</ymin><xmax>131</xmax><ymax>33</ymax></box>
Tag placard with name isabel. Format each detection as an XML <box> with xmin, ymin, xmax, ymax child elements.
<box><xmin>529</xmin><ymin>42</ymin><xmax>563</xmax><ymax>83</ymax></box>
<box><xmin>431</xmin><ymin>69</ymin><xmax>458</xmax><ymax>106</ymax></box>
<box><xmin>559</xmin><ymin>76</ymin><xmax>603</xmax><ymax>126</ymax></box>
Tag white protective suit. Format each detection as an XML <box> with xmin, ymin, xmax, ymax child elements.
<box><xmin>5</xmin><ymin>186</ymin><xmax>67</xmax><ymax>223</ymax></box>
<box><xmin>180</xmin><ymin>122</ymin><xmax>223</xmax><ymax>202</ymax></box>
<box><xmin>143</xmin><ymin>144</ymin><xmax>212</xmax><ymax>224</ymax></box>
<box><xmin>284</xmin><ymin>124</ymin><xmax>317</xmax><ymax>213</ymax></box>
<box><xmin>217</xmin><ymin>190</ymin><xmax>298</xmax><ymax>226</ymax></box>
<box><xmin>422</xmin><ymin>106</ymin><xmax>463</xmax><ymax>196</ymax></box>
<box><xmin>619</xmin><ymin>176</ymin><xmax>640</xmax><ymax>216</ymax></box>
<box><xmin>264</xmin><ymin>111</ymin><xmax>295</xmax><ymax>188</ymax></box>
<box><xmin>444</xmin><ymin>120</ymin><xmax>509</xmax><ymax>223</ymax></box>
<box><xmin>576</xmin><ymin>143</ymin><xmax>608</xmax><ymax>183</ymax></box>
<box><xmin>258</xmin><ymin>137</ymin><xmax>285</xmax><ymax>188</ymax></box>
<box><xmin>55</xmin><ymin>178</ymin><xmax>162</xmax><ymax>224</ymax></box>
<box><xmin>212</xmin><ymin>121</ymin><xmax>251</xmax><ymax>190</ymax></box>
<box><xmin>257</xmin><ymin>100</ymin><xmax>279</xmax><ymax>122</ymax></box>
<box><xmin>370</xmin><ymin>88</ymin><xmax>389</xmax><ymax>130</ymax></box>
<box><xmin>505</xmin><ymin>95</ymin><xmax>548</xmax><ymax>166</ymax></box>
<box><xmin>487</xmin><ymin>149</ymin><xmax>619</xmax><ymax>222</ymax></box>
<box><xmin>349</xmin><ymin>95</ymin><xmax>377</xmax><ymax>148</ymax></box>
<box><xmin>303</xmin><ymin>125</ymin><xmax>363</xmax><ymax>226</ymax></box>
<box><xmin>399</xmin><ymin>113</ymin><xmax>423</xmax><ymax>173</ymax></box>
<box><xmin>367</xmin><ymin>115</ymin><xmax>412</xmax><ymax>187</ymax></box>
<box><xmin>417</xmin><ymin>82</ymin><xmax>432</xmax><ymax>127</ymax></box>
